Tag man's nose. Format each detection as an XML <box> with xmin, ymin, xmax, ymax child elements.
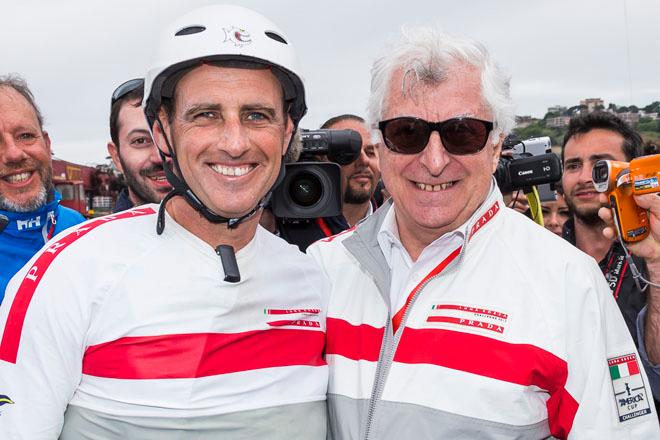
<box><xmin>418</xmin><ymin>131</ymin><xmax>450</xmax><ymax>176</ymax></box>
<box><xmin>219</xmin><ymin>117</ymin><xmax>249</xmax><ymax>157</ymax></box>
<box><xmin>0</xmin><ymin>136</ymin><xmax>29</xmax><ymax>164</ymax></box>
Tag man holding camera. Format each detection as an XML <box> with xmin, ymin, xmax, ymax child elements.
<box><xmin>562</xmin><ymin>111</ymin><xmax>660</xmax><ymax>407</ymax></box>
<box><xmin>0</xmin><ymin>5</ymin><xmax>327</xmax><ymax>439</ymax></box>
<box><xmin>308</xmin><ymin>27</ymin><xmax>658</xmax><ymax>438</ymax></box>
<box><xmin>276</xmin><ymin>114</ymin><xmax>380</xmax><ymax>251</ymax></box>
<box><xmin>107</xmin><ymin>78</ymin><xmax>172</xmax><ymax>212</ymax></box>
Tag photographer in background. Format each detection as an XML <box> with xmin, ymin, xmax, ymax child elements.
<box><xmin>561</xmin><ymin>111</ymin><xmax>660</xmax><ymax>409</ymax></box>
<box><xmin>277</xmin><ymin>114</ymin><xmax>380</xmax><ymax>251</ymax></box>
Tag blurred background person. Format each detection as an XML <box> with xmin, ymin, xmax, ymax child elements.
<box><xmin>107</xmin><ymin>78</ymin><xmax>171</xmax><ymax>212</ymax></box>
<box><xmin>0</xmin><ymin>75</ymin><xmax>84</xmax><ymax>303</ymax></box>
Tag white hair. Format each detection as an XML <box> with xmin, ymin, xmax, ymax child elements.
<box><xmin>367</xmin><ymin>26</ymin><xmax>516</xmax><ymax>143</ymax></box>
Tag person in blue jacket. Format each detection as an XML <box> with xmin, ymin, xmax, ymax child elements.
<box><xmin>0</xmin><ymin>75</ymin><xmax>85</xmax><ymax>302</ymax></box>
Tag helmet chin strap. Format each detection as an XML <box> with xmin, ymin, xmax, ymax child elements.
<box><xmin>154</xmin><ymin>116</ymin><xmax>285</xmax><ymax>235</ymax></box>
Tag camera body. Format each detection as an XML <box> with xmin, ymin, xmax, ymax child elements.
<box><xmin>494</xmin><ymin>136</ymin><xmax>562</xmax><ymax>194</ymax></box>
<box><xmin>592</xmin><ymin>154</ymin><xmax>660</xmax><ymax>242</ymax></box>
<box><xmin>271</xmin><ymin>129</ymin><xmax>361</xmax><ymax>219</ymax></box>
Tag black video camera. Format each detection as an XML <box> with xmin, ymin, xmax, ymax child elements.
<box><xmin>494</xmin><ymin>136</ymin><xmax>562</xmax><ymax>194</ymax></box>
<box><xmin>271</xmin><ymin>129</ymin><xmax>362</xmax><ymax>219</ymax></box>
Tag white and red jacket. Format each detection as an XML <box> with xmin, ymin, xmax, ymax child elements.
<box><xmin>0</xmin><ymin>205</ymin><xmax>328</xmax><ymax>439</ymax></box>
<box><xmin>308</xmin><ymin>185</ymin><xmax>659</xmax><ymax>439</ymax></box>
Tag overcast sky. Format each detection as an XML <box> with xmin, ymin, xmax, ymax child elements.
<box><xmin>3</xmin><ymin>0</ymin><xmax>659</xmax><ymax>164</ymax></box>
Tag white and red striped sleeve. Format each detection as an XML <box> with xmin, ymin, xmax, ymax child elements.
<box><xmin>563</xmin><ymin>258</ymin><xmax>660</xmax><ymax>439</ymax></box>
<box><xmin>0</xmin><ymin>221</ymin><xmax>105</xmax><ymax>438</ymax></box>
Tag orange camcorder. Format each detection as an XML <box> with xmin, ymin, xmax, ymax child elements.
<box><xmin>592</xmin><ymin>154</ymin><xmax>660</xmax><ymax>243</ymax></box>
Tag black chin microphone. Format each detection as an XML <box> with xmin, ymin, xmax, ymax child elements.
<box><xmin>0</xmin><ymin>214</ymin><xmax>8</xmax><ymax>234</ymax></box>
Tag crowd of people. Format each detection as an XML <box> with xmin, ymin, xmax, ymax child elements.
<box><xmin>0</xmin><ymin>4</ymin><xmax>659</xmax><ymax>439</ymax></box>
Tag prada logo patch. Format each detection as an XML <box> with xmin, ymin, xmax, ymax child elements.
<box><xmin>264</xmin><ymin>308</ymin><xmax>321</xmax><ymax>328</ymax></box>
<box><xmin>426</xmin><ymin>304</ymin><xmax>508</xmax><ymax>335</ymax></box>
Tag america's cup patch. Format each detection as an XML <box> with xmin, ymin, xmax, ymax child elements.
<box><xmin>608</xmin><ymin>353</ymin><xmax>651</xmax><ymax>422</ymax></box>
<box><xmin>426</xmin><ymin>303</ymin><xmax>508</xmax><ymax>336</ymax></box>
<box><xmin>264</xmin><ymin>308</ymin><xmax>321</xmax><ymax>328</ymax></box>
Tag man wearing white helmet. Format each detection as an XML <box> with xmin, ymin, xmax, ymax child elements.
<box><xmin>0</xmin><ymin>5</ymin><xmax>328</xmax><ymax>439</ymax></box>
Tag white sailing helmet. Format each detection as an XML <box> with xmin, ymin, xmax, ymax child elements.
<box><xmin>143</xmin><ymin>4</ymin><xmax>306</xmax><ymax>129</ymax></box>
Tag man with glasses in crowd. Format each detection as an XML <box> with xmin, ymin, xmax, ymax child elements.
<box><xmin>308</xmin><ymin>27</ymin><xmax>659</xmax><ymax>438</ymax></box>
<box><xmin>107</xmin><ymin>78</ymin><xmax>171</xmax><ymax>212</ymax></box>
<box><xmin>0</xmin><ymin>75</ymin><xmax>84</xmax><ymax>303</ymax></box>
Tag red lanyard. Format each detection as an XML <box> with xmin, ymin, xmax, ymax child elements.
<box><xmin>390</xmin><ymin>201</ymin><xmax>500</xmax><ymax>333</ymax></box>
<box><xmin>47</xmin><ymin>211</ymin><xmax>57</xmax><ymax>240</ymax></box>
<box><xmin>316</xmin><ymin>217</ymin><xmax>333</xmax><ymax>238</ymax></box>
<box><xmin>391</xmin><ymin>246</ymin><xmax>462</xmax><ymax>333</ymax></box>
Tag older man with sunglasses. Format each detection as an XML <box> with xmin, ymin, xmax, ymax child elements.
<box><xmin>307</xmin><ymin>27</ymin><xmax>659</xmax><ymax>439</ymax></box>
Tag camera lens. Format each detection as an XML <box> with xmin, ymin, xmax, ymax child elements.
<box><xmin>592</xmin><ymin>162</ymin><xmax>608</xmax><ymax>183</ymax></box>
<box><xmin>289</xmin><ymin>172</ymin><xmax>323</xmax><ymax>207</ymax></box>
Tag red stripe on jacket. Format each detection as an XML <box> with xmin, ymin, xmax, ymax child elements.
<box><xmin>325</xmin><ymin>319</ymin><xmax>578</xmax><ymax>436</ymax></box>
<box><xmin>0</xmin><ymin>208</ymin><xmax>156</xmax><ymax>363</ymax></box>
<box><xmin>82</xmin><ymin>329</ymin><xmax>326</xmax><ymax>379</ymax></box>
<box><xmin>325</xmin><ymin>318</ymin><xmax>384</xmax><ymax>362</ymax></box>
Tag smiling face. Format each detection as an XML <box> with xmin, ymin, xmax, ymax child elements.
<box><xmin>153</xmin><ymin>64</ymin><xmax>292</xmax><ymax>219</ymax></box>
<box><xmin>108</xmin><ymin>99</ymin><xmax>171</xmax><ymax>205</ymax></box>
<box><xmin>378</xmin><ymin>63</ymin><xmax>501</xmax><ymax>244</ymax></box>
<box><xmin>0</xmin><ymin>86</ymin><xmax>52</xmax><ymax>212</ymax></box>
<box><xmin>562</xmin><ymin>128</ymin><xmax>626</xmax><ymax>225</ymax></box>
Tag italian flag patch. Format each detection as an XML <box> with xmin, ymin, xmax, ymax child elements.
<box><xmin>609</xmin><ymin>357</ymin><xmax>640</xmax><ymax>380</ymax></box>
<box><xmin>608</xmin><ymin>353</ymin><xmax>651</xmax><ymax>422</ymax></box>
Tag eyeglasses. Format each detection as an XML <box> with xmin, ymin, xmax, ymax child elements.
<box><xmin>378</xmin><ymin>116</ymin><xmax>494</xmax><ymax>155</ymax></box>
<box><xmin>111</xmin><ymin>78</ymin><xmax>144</xmax><ymax>106</ymax></box>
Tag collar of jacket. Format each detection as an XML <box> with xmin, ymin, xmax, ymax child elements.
<box><xmin>0</xmin><ymin>190</ymin><xmax>61</xmax><ymax>233</ymax></box>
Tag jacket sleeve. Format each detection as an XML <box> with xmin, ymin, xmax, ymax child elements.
<box><xmin>0</xmin><ymin>238</ymin><xmax>89</xmax><ymax>439</ymax></box>
<box><xmin>636</xmin><ymin>306</ymin><xmax>660</xmax><ymax>399</ymax></box>
<box><xmin>563</xmin><ymin>259</ymin><xmax>660</xmax><ymax>439</ymax></box>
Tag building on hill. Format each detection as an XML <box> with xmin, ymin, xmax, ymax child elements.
<box><xmin>580</xmin><ymin>98</ymin><xmax>604</xmax><ymax>113</ymax></box>
<box><xmin>546</xmin><ymin>116</ymin><xmax>571</xmax><ymax>128</ymax></box>
<box><xmin>547</xmin><ymin>105</ymin><xmax>567</xmax><ymax>114</ymax></box>
<box><xmin>515</xmin><ymin>115</ymin><xmax>537</xmax><ymax>129</ymax></box>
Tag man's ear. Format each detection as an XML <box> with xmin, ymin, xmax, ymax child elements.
<box><xmin>152</xmin><ymin>109</ymin><xmax>172</xmax><ymax>156</ymax></box>
<box><xmin>282</xmin><ymin>116</ymin><xmax>294</xmax><ymax>156</ymax></box>
<box><xmin>491</xmin><ymin>132</ymin><xmax>504</xmax><ymax>173</ymax></box>
<box><xmin>43</xmin><ymin>131</ymin><xmax>52</xmax><ymax>154</ymax></box>
<box><xmin>107</xmin><ymin>142</ymin><xmax>124</xmax><ymax>174</ymax></box>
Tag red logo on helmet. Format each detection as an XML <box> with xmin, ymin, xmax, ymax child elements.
<box><xmin>223</xmin><ymin>26</ymin><xmax>252</xmax><ymax>47</ymax></box>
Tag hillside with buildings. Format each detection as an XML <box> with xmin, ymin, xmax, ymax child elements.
<box><xmin>513</xmin><ymin>98</ymin><xmax>660</xmax><ymax>151</ymax></box>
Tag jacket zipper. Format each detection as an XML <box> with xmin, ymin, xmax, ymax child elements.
<box><xmin>363</xmin><ymin>272</ymin><xmax>445</xmax><ymax>440</ymax></box>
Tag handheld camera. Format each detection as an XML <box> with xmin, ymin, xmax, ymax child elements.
<box><xmin>271</xmin><ymin>129</ymin><xmax>361</xmax><ymax>219</ymax></box>
<box><xmin>592</xmin><ymin>154</ymin><xmax>660</xmax><ymax>242</ymax></box>
<box><xmin>495</xmin><ymin>136</ymin><xmax>562</xmax><ymax>195</ymax></box>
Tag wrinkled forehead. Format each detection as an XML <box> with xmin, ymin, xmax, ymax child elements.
<box><xmin>168</xmin><ymin>61</ymin><xmax>285</xmax><ymax>106</ymax></box>
<box><xmin>0</xmin><ymin>86</ymin><xmax>41</xmax><ymax>125</ymax></box>
<box><xmin>383</xmin><ymin>63</ymin><xmax>487</xmax><ymax>118</ymax></box>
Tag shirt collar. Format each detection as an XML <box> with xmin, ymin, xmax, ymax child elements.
<box><xmin>377</xmin><ymin>179</ymin><xmax>503</xmax><ymax>266</ymax></box>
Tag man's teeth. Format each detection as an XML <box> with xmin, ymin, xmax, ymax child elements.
<box><xmin>415</xmin><ymin>181</ymin><xmax>454</xmax><ymax>192</ymax></box>
<box><xmin>4</xmin><ymin>172</ymin><xmax>32</xmax><ymax>183</ymax></box>
<box><xmin>210</xmin><ymin>164</ymin><xmax>252</xmax><ymax>177</ymax></box>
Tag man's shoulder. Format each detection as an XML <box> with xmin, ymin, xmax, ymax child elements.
<box><xmin>496</xmin><ymin>207</ymin><xmax>595</xmax><ymax>265</ymax></box>
<box><xmin>56</xmin><ymin>205</ymin><xmax>86</xmax><ymax>227</ymax></box>
<box><xmin>47</xmin><ymin>206</ymin><xmax>159</xmax><ymax>260</ymax></box>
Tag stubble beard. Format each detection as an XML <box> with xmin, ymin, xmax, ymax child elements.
<box><xmin>0</xmin><ymin>165</ymin><xmax>52</xmax><ymax>212</ymax></box>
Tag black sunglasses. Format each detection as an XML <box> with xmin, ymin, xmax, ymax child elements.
<box><xmin>111</xmin><ymin>78</ymin><xmax>144</xmax><ymax>106</ymax></box>
<box><xmin>378</xmin><ymin>116</ymin><xmax>494</xmax><ymax>155</ymax></box>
